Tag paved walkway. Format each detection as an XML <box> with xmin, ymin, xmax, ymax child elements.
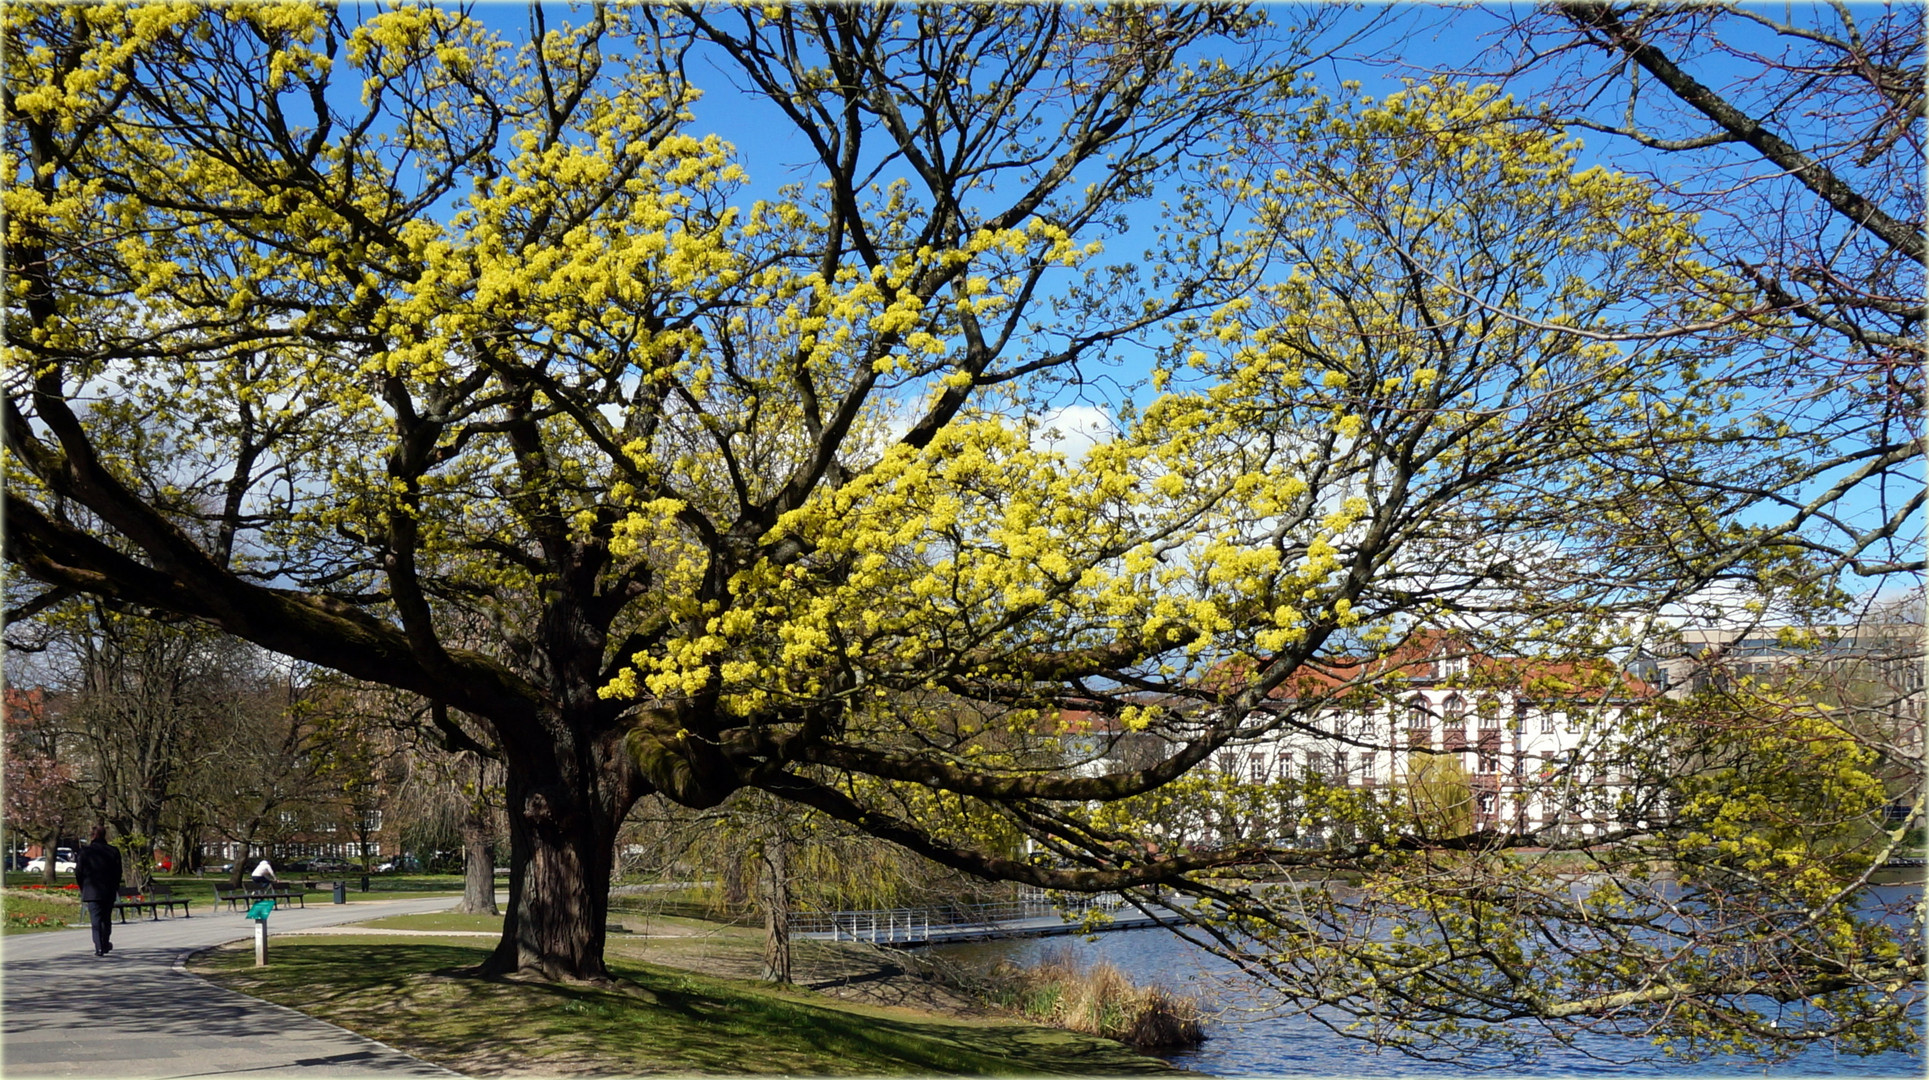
<box><xmin>2</xmin><ymin>893</ymin><xmax>487</xmax><ymax>1078</ymax></box>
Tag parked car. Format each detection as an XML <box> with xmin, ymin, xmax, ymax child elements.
<box><xmin>25</xmin><ymin>850</ymin><xmax>76</xmax><ymax>874</ymax></box>
<box><xmin>307</xmin><ymin>857</ymin><xmax>353</xmax><ymax>873</ymax></box>
<box><xmin>375</xmin><ymin>855</ymin><xmax>420</xmax><ymax>873</ymax></box>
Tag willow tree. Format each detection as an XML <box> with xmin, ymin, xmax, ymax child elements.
<box><xmin>4</xmin><ymin>3</ymin><xmax>1914</xmax><ymax>1058</ymax></box>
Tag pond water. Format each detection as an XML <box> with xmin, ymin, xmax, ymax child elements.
<box><xmin>926</xmin><ymin>885</ymin><xmax>1926</xmax><ymax>1077</ymax></box>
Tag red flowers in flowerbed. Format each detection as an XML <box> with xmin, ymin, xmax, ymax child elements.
<box><xmin>14</xmin><ymin>884</ymin><xmax>78</xmax><ymax>891</ymax></box>
<box><xmin>5</xmin><ymin>912</ymin><xmax>60</xmax><ymax>927</ymax></box>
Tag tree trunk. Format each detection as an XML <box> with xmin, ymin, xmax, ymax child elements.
<box><xmin>453</xmin><ymin>790</ymin><xmax>498</xmax><ymax>916</ymax></box>
<box><xmin>723</xmin><ymin>847</ymin><xmax>749</xmax><ymax>910</ymax></box>
<box><xmin>762</xmin><ymin>827</ymin><xmax>791</xmax><ymax>984</ymax></box>
<box><xmin>175</xmin><ymin>824</ymin><xmax>199</xmax><ymax>873</ymax></box>
<box><xmin>38</xmin><ymin>827</ymin><xmax>59</xmax><ymax>886</ymax></box>
<box><xmin>227</xmin><ymin>840</ymin><xmax>253</xmax><ymax>889</ymax></box>
<box><xmin>478</xmin><ymin>728</ymin><xmax>643</xmax><ymax>982</ymax></box>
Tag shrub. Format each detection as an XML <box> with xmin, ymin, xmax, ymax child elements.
<box><xmin>979</xmin><ymin>951</ymin><xmax>1205</xmax><ymax>1050</ymax></box>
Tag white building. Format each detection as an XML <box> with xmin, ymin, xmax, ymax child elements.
<box><xmin>1194</xmin><ymin>636</ymin><xmax>1653</xmax><ymax>843</ymax></box>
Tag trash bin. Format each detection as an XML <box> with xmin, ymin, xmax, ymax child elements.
<box><xmin>332</xmin><ymin>880</ymin><xmax>346</xmax><ymax>904</ymax></box>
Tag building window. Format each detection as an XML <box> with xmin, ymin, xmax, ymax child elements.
<box><xmin>1444</xmin><ymin>695</ymin><xmax>1470</xmax><ymax>745</ymax></box>
<box><xmin>1332</xmin><ymin>751</ymin><xmax>1348</xmax><ymax>785</ymax></box>
<box><xmin>1406</xmin><ymin>697</ymin><xmax>1431</xmax><ymax>749</ymax></box>
<box><xmin>1540</xmin><ymin>710</ymin><xmax>1556</xmax><ymax>734</ymax></box>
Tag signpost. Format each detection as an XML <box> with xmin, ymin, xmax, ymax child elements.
<box><xmin>246</xmin><ymin>899</ymin><xmax>276</xmax><ymax>966</ymax></box>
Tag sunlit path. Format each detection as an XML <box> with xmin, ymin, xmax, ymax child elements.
<box><xmin>1</xmin><ymin>895</ymin><xmax>485</xmax><ymax>1078</ymax></box>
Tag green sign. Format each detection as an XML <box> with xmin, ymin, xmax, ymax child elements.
<box><xmin>246</xmin><ymin>900</ymin><xmax>276</xmax><ymax>921</ymax></box>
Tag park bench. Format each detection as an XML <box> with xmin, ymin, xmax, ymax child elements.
<box><xmin>111</xmin><ymin>884</ymin><xmax>192</xmax><ymax>922</ymax></box>
<box><xmin>215</xmin><ymin>884</ymin><xmax>307</xmax><ymax>912</ymax></box>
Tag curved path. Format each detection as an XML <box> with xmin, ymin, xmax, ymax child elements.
<box><xmin>2</xmin><ymin>893</ymin><xmax>484</xmax><ymax>1078</ymax></box>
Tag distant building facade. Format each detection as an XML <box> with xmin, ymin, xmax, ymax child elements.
<box><xmin>1194</xmin><ymin>637</ymin><xmax>1650</xmax><ymax>844</ymax></box>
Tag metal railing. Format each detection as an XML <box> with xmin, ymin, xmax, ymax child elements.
<box><xmin>790</xmin><ymin>888</ymin><xmax>1130</xmax><ymax>945</ymax></box>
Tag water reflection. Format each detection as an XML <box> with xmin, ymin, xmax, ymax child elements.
<box><xmin>926</xmin><ymin>885</ymin><xmax>1925</xmax><ymax>1077</ymax></box>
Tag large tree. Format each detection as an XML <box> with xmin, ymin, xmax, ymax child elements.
<box><xmin>3</xmin><ymin>0</ymin><xmax>1312</xmax><ymax>979</ymax></box>
<box><xmin>3</xmin><ymin>4</ymin><xmax>1916</xmax><ymax>1060</ymax></box>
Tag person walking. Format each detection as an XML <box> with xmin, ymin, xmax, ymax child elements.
<box><xmin>250</xmin><ymin>857</ymin><xmax>276</xmax><ymax>892</ymax></box>
<box><xmin>75</xmin><ymin>826</ymin><xmax>122</xmax><ymax>957</ymax></box>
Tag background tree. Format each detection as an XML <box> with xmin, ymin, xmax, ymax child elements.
<box><xmin>192</xmin><ymin>668</ymin><xmax>332</xmax><ymax>887</ymax></box>
<box><xmin>397</xmin><ymin>703</ymin><xmax>505</xmax><ymax>917</ymax></box>
<box><xmin>306</xmin><ymin>683</ymin><xmax>411</xmax><ymax>875</ymax></box>
<box><xmin>57</xmin><ymin>603</ymin><xmax>239</xmax><ymax>860</ymax></box>
<box><xmin>1401</xmin><ymin>753</ymin><xmax>1474</xmax><ymax>841</ymax></box>
<box><xmin>2</xmin><ymin>690</ymin><xmax>82</xmax><ymax>884</ymax></box>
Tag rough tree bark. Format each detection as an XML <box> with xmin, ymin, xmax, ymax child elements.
<box><xmin>479</xmin><ymin>721</ymin><xmax>649</xmax><ymax>981</ymax></box>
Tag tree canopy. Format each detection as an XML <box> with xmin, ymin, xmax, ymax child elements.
<box><xmin>1474</xmin><ymin>1</ymin><xmax>1923</xmax><ymax>588</ymax></box>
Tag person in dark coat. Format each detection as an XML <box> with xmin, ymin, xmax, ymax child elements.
<box><xmin>75</xmin><ymin>826</ymin><xmax>123</xmax><ymax>957</ymax></box>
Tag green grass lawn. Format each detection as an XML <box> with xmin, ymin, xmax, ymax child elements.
<box><xmin>351</xmin><ymin>911</ymin><xmax>503</xmax><ymax>933</ymax></box>
<box><xmin>192</xmin><ymin>939</ymin><xmax>1183</xmax><ymax>1077</ymax></box>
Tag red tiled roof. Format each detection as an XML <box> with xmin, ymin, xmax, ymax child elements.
<box><xmin>1208</xmin><ymin>631</ymin><xmax>1653</xmax><ymax>702</ymax></box>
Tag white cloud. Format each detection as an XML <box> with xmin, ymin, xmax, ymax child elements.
<box><xmin>1032</xmin><ymin>404</ymin><xmax>1118</xmax><ymax>459</ymax></box>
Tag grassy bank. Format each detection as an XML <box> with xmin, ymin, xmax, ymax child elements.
<box><xmin>191</xmin><ymin>938</ymin><xmax>1184</xmax><ymax>1076</ymax></box>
